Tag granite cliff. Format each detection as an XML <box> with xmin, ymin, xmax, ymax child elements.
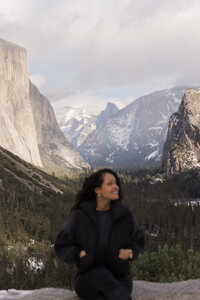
<box><xmin>162</xmin><ymin>88</ymin><xmax>200</xmax><ymax>174</ymax></box>
<box><xmin>0</xmin><ymin>39</ymin><xmax>42</xmax><ymax>167</ymax></box>
<box><xmin>29</xmin><ymin>81</ymin><xmax>90</xmax><ymax>173</ymax></box>
<box><xmin>0</xmin><ymin>39</ymin><xmax>89</xmax><ymax>172</ymax></box>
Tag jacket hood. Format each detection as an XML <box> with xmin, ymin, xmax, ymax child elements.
<box><xmin>79</xmin><ymin>200</ymin><xmax>129</xmax><ymax>225</ymax></box>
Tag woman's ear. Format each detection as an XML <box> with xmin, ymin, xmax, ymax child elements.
<box><xmin>94</xmin><ymin>187</ymin><xmax>100</xmax><ymax>195</ymax></box>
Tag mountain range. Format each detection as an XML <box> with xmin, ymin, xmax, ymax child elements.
<box><xmin>59</xmin><ymin>102</ymin><xmax>119</xmax><ymax>148</ymax></box>
<box><xmin>60</xmin><ymin>87</ymin><xmax>187</xmax><ymax>167</ymax></box>
<box><xmin>1</xmin><ymin>38</ymin><xmax>200</xmax><ymax>174</ymax></box>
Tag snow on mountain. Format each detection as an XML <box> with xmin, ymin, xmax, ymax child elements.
<box><xmin>78</xmin><ymin>87</ymin><xmax>188</xmax><ymax>167</ymax></box>
<box><xmin>59</xmin><ymin>106</ymin><xmax>97</xmax><ymax>147</ymax></box>
<box><xmin>96</xmin><ymin>102</ymin><xmax>119</xmax><ymax>125</ymax></box>
<box><xmin>59</xmin><ymin>102</ymin><xmax>119</xmax><ymax>148</ymax></box>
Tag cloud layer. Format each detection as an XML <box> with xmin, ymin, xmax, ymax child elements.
<box><xmin>1</xmin><ymin>0</ymin><xmax>200</xmax><ymax>113</ymax></box>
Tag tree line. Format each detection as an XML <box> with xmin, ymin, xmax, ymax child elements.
<box><xmin>1</xmin><ymin>164</ymin><xmax>200</xmax><ymax>288</ymax></box>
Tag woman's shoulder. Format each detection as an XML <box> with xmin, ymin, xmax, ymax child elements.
<box><xmin>62</xmin><ymin>208</ymin><xmax>83</xmax><ymax>229</ymax></box>
<box><xmin>116</xmin><ymin>201</ymin><xmax>132</xmax><ymax>215</ymax></box>
<box><xmin>118</xmin><ymin>203</ymin><xmax>138</xmax><ymax>221</ymax></box>
<box><xmin>67</xmin><ymin>207</ymin><xmax>82</xmax><ymax>218</ymax></box>
<box><xmin>67</xmin><ymin>206</ymin><xmax>86</xmax><ymax>220</ymax></box>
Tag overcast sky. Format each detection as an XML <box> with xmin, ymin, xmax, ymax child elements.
<box><xmin>0</xmin><ymin>0</ymin><xmax>200</xmax><ymax>115</ymax></box>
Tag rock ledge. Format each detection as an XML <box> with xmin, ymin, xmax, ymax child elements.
<box><xmin>0</xmin><ymin>279</ymin><xmax>200</xmax><ymax>300</ymax></box>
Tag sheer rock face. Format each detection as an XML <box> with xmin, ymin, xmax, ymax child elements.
<box><xmin>0</xmin><ymin>39</ymin><xmax>42</xmax><ymax>167</ymax></box>
<box><xmin>162</xmin><ymin>88</ymin><xmax>200</xmax><ymax>174</ymax></box>
<box><xmin>96</xmin><ymin>102</ymin><xmax>119</xmax><ymax>125</ymax></box>
<box><xmin>0</xmin><ymin>39</ymin><xmax>89</xmax><ymax>171</ymax></box>
<box><xmin>29</xmin><ymin>81</ymin><xmax>90</xmax><ymax>171</ymax></box>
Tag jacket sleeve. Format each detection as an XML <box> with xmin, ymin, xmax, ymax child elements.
<box><xmin>128</xmin><ymin>212</ymin><xmax>145</xmax><ymax>261</ymax></box>
<box><xmin>54</xmin><ymin>210</ymin><xmax>81</xmax><ymax>264</ymax></box>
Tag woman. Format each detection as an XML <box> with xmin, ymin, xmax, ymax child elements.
<box><xmin>54</xmin><ymin>169</ymin><xmax>144</xmax><ymax>300</ymax></box>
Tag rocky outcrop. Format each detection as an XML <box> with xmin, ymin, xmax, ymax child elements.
<box><xmin>0</xmin><ymin>39</ymin><xmax>42</xmax><ymax>167</ymax></box>
<box><xmin>1</xmin><ymin>279</ymin><xmax>200</xmax><ymax>299</ymax></box>
<box><xmin>96</xmin><ymin>102</ymin><xmax>119</xmax><ymax>125</ymax></box>
<box><xmin>162</xmin><ymin>88</ymin><xmax>200</xmax><ymax>174</ymax></box>
<box><xmin>29</xmin><ymin>82</ymin><xmax>90</xmax><ymax>173</ymax></box>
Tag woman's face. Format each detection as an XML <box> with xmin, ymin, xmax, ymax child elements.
<box><xmin>95</xmin><ymin>173</ymin><xmax>119</xmax><ymax>201</ymax></box>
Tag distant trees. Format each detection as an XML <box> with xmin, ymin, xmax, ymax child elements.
<box><xmin>121</xmin><ymin>169</ymin><xmax>200</xmax><ymax>252</ymax></box>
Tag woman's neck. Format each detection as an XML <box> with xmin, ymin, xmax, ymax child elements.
<box><xmin>96</xmin><ymin>199</ymin><xmax>111</xmax><ymax>211</ymax></box>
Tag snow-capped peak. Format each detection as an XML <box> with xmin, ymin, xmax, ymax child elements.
<box><xmin>60</xmin><ymin>106</ymin><xmax>95</xmax><ymax>125</ymax></box>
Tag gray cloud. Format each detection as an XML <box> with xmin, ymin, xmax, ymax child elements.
<box><xmin>0</xmin><ymin>0</ymin><xmax>200</xmax><ymax>112</ymax></box>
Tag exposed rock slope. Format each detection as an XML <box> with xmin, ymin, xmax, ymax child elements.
<box><xmin>0</xmin><ymin>39</ymin><xmax>42</xmax><ymax>167</ymax></box>
<box><xmin>0</xmin><ymin>145</ymin><xmax>63</xmax><ymax>195</ymax></box>
<box><xmin>162</xmin><ymin>88</ymin><xmax>200</xmax><ymax>174</ymax></box>
<box><xmin>79</xmin><ymin>87</ymin><xmax>187</xmax><ymax>167</ymax></box>
<box><xmin>29</xmin><ymin>82</ymin><xmax>89</xmax><ymax>173</ymax></box>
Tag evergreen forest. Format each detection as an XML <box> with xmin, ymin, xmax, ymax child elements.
<box><xmin>1</xmin><ymin>147</ymin><xmax>200</xmax><ymax>289</ymax></box>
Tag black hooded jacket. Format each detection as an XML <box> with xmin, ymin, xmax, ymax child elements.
<box><xmin>54</xmin><ymin>200</ymin><xmax>144</xmax><ymax>276</ymax></box>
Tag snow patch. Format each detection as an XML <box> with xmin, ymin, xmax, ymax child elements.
<box><xmin>159</xmin><ymin>111</ymin><xmax>168</xmax><ymax>120</ymax></box>
<box><xmin>0</xmin><ymin>290</ymin><xmax>32</xmax><ymax>299</ymax></box>
<box><xmin>28</xmin><ymin>257</ymin><xmax>44</xmax><ymax>270</ymax></box>
<box><xmin>105</xmin><ymin>149</ymin><xmax>119</xmax><ymax>163</ymax></box>
<box><xmin>148</xmin><ymin>127</ymin><xmax>162</xmax><ymax>131</ymax></box>
<box><xmin>174</xmin><ymin>199</ymin><xmax>200</xmax><ymax>207</ymax></box>
<box><xmin>145</xmin><ymin>150</ymin><xmax>159</xmax><ymax>160</ymax></box>
<box><xmin>171</xmin><ymin>114</ymin><xmax>179</xmax><ymax>126</ymax></box>
<box><xmin>147</xmin><ymin>143</ymin><xmax>159</xmax><ymax>148</ymax></box>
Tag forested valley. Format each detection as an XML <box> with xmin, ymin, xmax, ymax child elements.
<box><xmin>1</xmin><ymin>149</ymin><xmax>200</xmax><ymax>289</ymax></box>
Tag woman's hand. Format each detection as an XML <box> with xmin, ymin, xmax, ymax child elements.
<box><xmin>118</xmin><ymin>249</ymin><xmax>131</xmax><ymax>260</ymax></box>
<box><xmin>80</xmin><ymin>250</ymin><xmax>87</xmax><ymax>258</ymax></box>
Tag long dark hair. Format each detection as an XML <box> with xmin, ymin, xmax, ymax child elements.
<box><xmin>70</xmin><ymin>168</ymin><xmax>123</xmax><ymax>211</ymax></box>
